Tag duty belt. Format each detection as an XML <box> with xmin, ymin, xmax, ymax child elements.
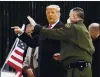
<box><xmin>67</xmin><ymin>60</ymin><xmax>91</xmax><ymax>71</ymax></box>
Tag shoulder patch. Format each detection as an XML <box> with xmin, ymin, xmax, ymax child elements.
<box><xmin>65</xmin><ymin>24</ymin><xmax>71</xmax><ymax>28</ymax></box>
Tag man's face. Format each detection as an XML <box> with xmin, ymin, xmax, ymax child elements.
<box><xmin>89</xmin><ymin>28</ymin><xmax>99</xmax><ymax>39</ymax></box>
<box><xmin>26</xmin><ymin>24</ymin><xmax>33</xmax><ymax>33</ymax></box>
<box><xmin>46</xmin><ymin>8</ymin><xmax>59</xmax><ymax>24</ymax></box>
<box><xmin>69</xmin><ymin>11</ymin><xmax>79</xmax><ymax>23</ymax></box>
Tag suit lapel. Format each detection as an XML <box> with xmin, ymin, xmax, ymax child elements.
<box><xmin>53</xmin><ymin>21</ymin><xmax>63</xmax><ymax>29</ymax></box>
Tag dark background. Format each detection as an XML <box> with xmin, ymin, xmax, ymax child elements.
<box><xmin>0</xmin><ymin>1</ymin><xmax>100</xmax><ymax>68</ymax></box>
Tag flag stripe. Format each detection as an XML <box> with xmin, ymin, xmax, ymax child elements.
<box><xmin>15</xmin><ymin>49</ymin><xmax>23</xmax><ymax>57</ymax></box>
<box><xmin>19</xmin><ymin>72</ymin><xmax>22</xmax><ymax>77</ymax></box>
<box><xmin>16</xmin><ymin>71</ymin><xmax>20</xmax><ymax>77</ymax></box>
<box><xmin>13</xmin><ymin>51</ymin><xmax>23</xmax><ymax>61</ymax></box>
<box><xmin>7</xmin><ymin>61</ymin><xmax>21</xmax><ymax>71</ymax></box>
<box><xmin>15</xmin><ymin>47</ymin><xmax>24</xmax><ymax>53</ymax></box>
<box><xmin>7</xmin><ymin>57</ymin><xmax>22</xmax><ymax>68</ymax></box>
<box><xmin>11</xmin><ymin>55</ymin><xmax>23</xmax><ymax>64</ymax></box>
<box><xmin>16</xmin><ymin>71</ymin><xmax>22</xmax><ymax>77</ymax></box>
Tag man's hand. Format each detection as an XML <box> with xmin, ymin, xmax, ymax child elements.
<box><xmin>67</xmin><ymin>18</ymin><xmax>71</xmax><ymax>23</ymax></box>
<box><xmin>27</xmin><ymin>16</ymin><xmax>37</xmax><ymax>27</ymax></box>
<box><xmin>53</xmin><ymin>53</ymin><xmax>61</xmax><ymax>61</ymax></box>
<box><xmin>11</xmin><ymin>26</ymin><xmax>24</xmax><ymax>35</ymax></box>
<box><xmin>26</xmin><ymin>68</ymin><xmax>35</xmax><ymax>77</ymax></box>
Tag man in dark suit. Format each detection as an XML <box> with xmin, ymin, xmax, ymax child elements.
<box><xmin>88</xmin><ymin>23</ymin><xmax>100</xmax><ymax>77</ymax></box>
<box><xmin>26</xmin><ymin>7</ymin><xmax>94</xmax><ymax>77</ymax></box>
<box><xmin>12</xmin><ymin>5</ymin><xmax>65</xmax><ymax>77</ymax></box>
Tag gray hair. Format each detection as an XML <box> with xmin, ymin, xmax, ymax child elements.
<box><xmin>46</xmin><ymin>5</ymin><xmax>60</xmax><ymax>13</ymax></box>
<box><xmin>88</xmin><ymin>23</ymin><xmax>100</xmax><ymax>30</ymax></box>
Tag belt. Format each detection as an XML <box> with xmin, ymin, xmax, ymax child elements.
<box><xmin>67</xmin><ymin>60</ymin><xmax>91</xmax><ymax>70</ymax></box>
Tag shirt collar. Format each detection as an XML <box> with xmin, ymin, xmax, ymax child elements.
<box><xmin>49</xmin><ymin>19</ymin><xmax>59</xmax><ymax>29</ymax></box>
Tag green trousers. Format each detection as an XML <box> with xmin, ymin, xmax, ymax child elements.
<box><xmin>65</xmin><ymin>66</ymin><xmax>92</xmax><ymax>77</ymax></box>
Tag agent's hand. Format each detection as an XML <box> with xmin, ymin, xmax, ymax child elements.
<box><xmin>26</xmin><ymin>68</ymin><xmax>35</xmax><ymax>77</ymax></box>
<box><xmin>53</xmin><ymin>53</ymin><xmax>61</xmax><ymax>61</ymax></box>
<box><xmin>27</xmin><ymin>16</ymin><xmax>37</xmax><ymax>27</ymax></box>
<box><xmin>67</xmin><ymin>18</ymin><xmax>71</xmax><ymax>23</ymax></box>
<box><xmin>11</xmin><ymin>26</ymin><xmax>24</xmax><ymax>35</ymax></box>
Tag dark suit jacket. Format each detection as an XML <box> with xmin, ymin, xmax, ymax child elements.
<box><xmin>34</xmin><ymin>21</ymin><xmax>95</xmax><ymax>68</ymax></box>
<box><xmin>92</xmin><ymin>35</ymin><xmax>100</xmax><ymax>77</ymax></box>
<box><xmin>19</xmin><ymin>21</ymin><xmax>65</xmax><ymax>77</ymax></box>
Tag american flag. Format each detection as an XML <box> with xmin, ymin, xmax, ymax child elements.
<box><xmin>6</xmin><ymin>38</ymin><xmax>27</xmax><ymax>77</ymax></box>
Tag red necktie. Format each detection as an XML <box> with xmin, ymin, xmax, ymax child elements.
<box><xmin>48</xmin><ymin>24</ymin><xmax>52</xmax><ymax>29</ymax></box>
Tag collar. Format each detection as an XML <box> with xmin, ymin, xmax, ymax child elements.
<box><xmin>49</xmin><ymin>19</ymin><xmax>59</xmax><ymax>29</ymax></box>
<box><xmin>74</xmin><ymin>20</ymin><xmax>83</xmax><ymax>24</ymax></box>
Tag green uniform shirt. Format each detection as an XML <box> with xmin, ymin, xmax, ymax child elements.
<box><xmin>37</xmin><ymin>21</ymin><xmax>95</xmax><ymax>66</ymax></box>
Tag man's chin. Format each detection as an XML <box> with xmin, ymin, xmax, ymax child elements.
<box><xmin>48</xmin><ymin>21</ymin><xmax>54</xmax><ymax>24</ymax></box>
<box><xmin>92</xmin><ymin>36</ymin><xmax>97</xmax><ymax>39</ymax></box>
